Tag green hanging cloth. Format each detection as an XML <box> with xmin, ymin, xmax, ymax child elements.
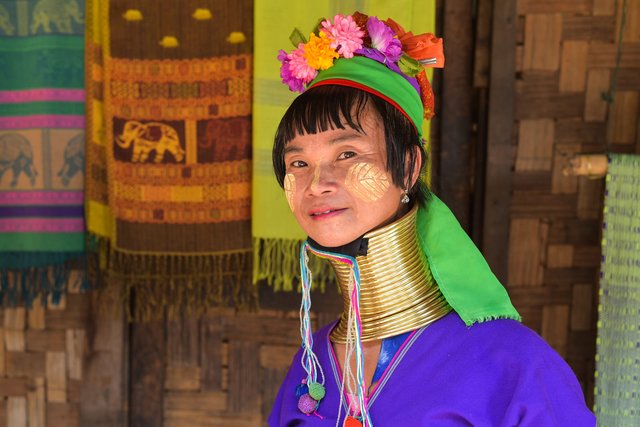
<box><xmin>595</xmin><ymin>154</ymin><xmax>640</xmax><ymax>425</ymax></box>
<box><xmin>0</xmin><ymin>0</ymin><xmax>87</xmax><ymax>306</ymax></box>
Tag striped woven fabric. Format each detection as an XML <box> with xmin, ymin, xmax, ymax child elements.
<box><xmin>594</xmin><ymin>154</ymin><xmax>640</xmax><ymax>425</ymax></box>
<box><xmin>85</xmin><ymin>0</ymin><xmax>255</xmax><ymax>319</ymax></box>
<box><xmin>0</xmin><ymin>0</ymin><xmax>86</xmax><ymax>305</ymax></box>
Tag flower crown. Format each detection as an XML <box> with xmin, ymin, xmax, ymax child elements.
<box><xmin>278</xmin><ymin>12</ymin><xmax>444</xmax><ymax>118</ymax></box>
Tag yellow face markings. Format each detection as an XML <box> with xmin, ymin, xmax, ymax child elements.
<box><xmin>345</xmin><ymin>162</ymin><xmax>390</xmax><ymax>202</ymax></box>
<box><xmin>284</xmin><ymin>173</ymin><xmax>296</xmax><ymax>212</ymax></box>
<box><xmin>309</xmin><ymin>161</ymin><xmax>322</xmax><ymax>192</ymax></box>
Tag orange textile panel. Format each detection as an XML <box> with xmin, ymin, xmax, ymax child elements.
<box><xmin>85</xmin><ymin>0</ymin><xmax>255</xmax><ymax>319</ymax></box>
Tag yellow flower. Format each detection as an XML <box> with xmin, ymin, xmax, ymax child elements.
<box><xmin>303</xmin><ymin>32</ymin><xmax>338</xmax><ymax>70</ymax></box>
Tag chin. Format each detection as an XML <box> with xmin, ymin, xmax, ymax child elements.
<box><xmin>305</xmin><ymin>232</ymin><xmax>360</xmax><ymax>248</ymax></box>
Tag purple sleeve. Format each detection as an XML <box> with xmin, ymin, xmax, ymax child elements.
<box><xmin>460</xmin><ymin>319</ymin><xmax>596</xmax><ymax>426</ymax></box>
<box><xmin>268</xmin><ymin>346</ymin><xmax>303</xmax><ymax>427</ymax></box>
<box><xmin>500</xmin><ymin>336</ymin><xmax>596</xmax><ymax>426</ymax></box>
<box><xmin>397</xmin><ymin>315</ymin><xmax>596</xmax><ymax>426</ymax></box>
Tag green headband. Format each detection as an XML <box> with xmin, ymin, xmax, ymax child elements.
<box><xmin>309</xmin><ymin>57</ymin><xmax>425</xmax><ymax>138</ymax></box>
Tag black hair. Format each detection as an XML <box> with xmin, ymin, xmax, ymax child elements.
<box><xmin>272</xmin><ymin>85</ymin><xmax>429</xmax><ymax>206</ymax></box>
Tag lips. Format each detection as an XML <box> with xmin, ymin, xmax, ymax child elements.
<box><xmin>308</xmin><ymin>207</ymin><xmax>346</xmax><ymax>218</ymax></box>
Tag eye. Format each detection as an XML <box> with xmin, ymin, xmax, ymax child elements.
<box><xmin>338</xmin><ymin>151</ymin><xmax>357</xmax><ymax>160</ymax></box>
<box><xmin>289</xmin><ymin>160</ymin><xmax>308</xmax><ymax>168</ymax></box>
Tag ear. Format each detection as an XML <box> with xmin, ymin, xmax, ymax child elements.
<box><xmin>403</xmin><ymin>145</ymin><xmax>422</xmax><ymax>189</ymax></box>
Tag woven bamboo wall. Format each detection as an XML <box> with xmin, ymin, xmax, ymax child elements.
<box><xmin>130</xmin><ymin>290</ymin><xmax>341</xmax><ymax>427</ymax></box>
<box><xmin>0</xmin><ymin>285</ymin><xmax>338</xmax><ymax>427</ymax></box>
<box><xmin>508</xmin><ymin>0</ymin><xmax>640</xmax><ymax>405</ymax></box>
<box><xmin>159</xmin><ymin>306</ymin><xmax>339</xmax><ymax>427</ymax></box>
<box><xmin>0</xmin><ymin>281</ymin><xmax>89</xmax><ymax>427</ymax></box>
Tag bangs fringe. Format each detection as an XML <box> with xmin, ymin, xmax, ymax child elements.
<box><xmin>279</xmin><ymin>86</ymin><xmax>372</xmax><ymax>144</ymax></box>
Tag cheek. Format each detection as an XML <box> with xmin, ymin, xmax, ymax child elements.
<box><xmin>283</xmin><ymin>173</ymin><xmax>296</xmax><ymax>212</ymax></box>
<box><xmin>345</xmin><ymin>162</ymin><xmax>391</xmax><ymax>202</ymax></box>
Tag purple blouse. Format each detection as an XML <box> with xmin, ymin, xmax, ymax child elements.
<box><xmin>269</xmin><ymin>313</ymin><xmax>596</xmax><ymax>426</ymax></box>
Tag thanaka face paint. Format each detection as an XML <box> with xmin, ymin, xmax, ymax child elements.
<box><xmin>345</xmin><ymin>162</ymin><xmax>390</xmax><ymax>202</ymax></box>
<box><xmin>284</xmin><ymin>173</ymin><xmax>296</xmax><ymax>212</ymax></box>
<box><xmin>309</xmin><ymin>161</ymin><xmax>322</xmax><ymax>193</ymax></box>
<box><xmin>281</xmin><ymin>104</ymin><xmax>405</xmax><ymax>247</ymax></box>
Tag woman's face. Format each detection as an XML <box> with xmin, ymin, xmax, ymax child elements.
<box><xmin>282</xmin><ymin>107</ymin><xmax>406</xmax><ymax>247</ymax></box>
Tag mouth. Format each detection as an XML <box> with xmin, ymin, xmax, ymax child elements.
<box><xmin>309</xmin><ymin>207</ymin><xmax>346</xmax><ymax>219</ymax></box>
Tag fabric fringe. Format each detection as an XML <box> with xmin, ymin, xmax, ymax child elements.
<box><xmin>89</xmin><ymin>234</ymin><xmax>257</xmax><ymax>321</ymax></box>
<box><xmin>464</xmin><ymin>313</ymin><xmax>523</xmax><ymax>326</ymax></box>
<box><xmin>0</xmin><ymin>253</ymin><xmax>89</xmax><ymax>308</ymax></box>
<box><xmin>253</xmin><ymin>237</ymin><xmax>336</xmax><ymax>292</ymax></box>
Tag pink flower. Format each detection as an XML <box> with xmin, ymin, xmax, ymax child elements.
<box><xmin>366</xmin><ymin>16</ymin><xmax>402</xmax><ymax>62</ymax></box>
<box><xmin>288</xmin><ymin>45</ymin><xmax>318</xmax><ymax>86</ymax></box>
<box><xmin>278</xmin><ymin>49</ymin><xmax>305</xmax><ymax>92</ymax></box>
<box><xmin>321</xmin><ymin>14</ymin><xmax>365</xmax><ymax>59</ymax></box>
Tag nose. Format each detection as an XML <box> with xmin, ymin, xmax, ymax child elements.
<box><xmin>306</xmin><ymin>161</ymin><xmax>337</xmax><ymax>197</ymax></box>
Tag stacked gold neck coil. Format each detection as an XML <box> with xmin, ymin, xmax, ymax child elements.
<box><xmin>329</xmin><ymin>205</ymin><xmax>452</xmax><ymax>343</ymax></box>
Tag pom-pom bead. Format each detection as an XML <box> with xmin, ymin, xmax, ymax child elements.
<box><xmin>297</xmin><ymin>394</ymin><xmax>318</xmax><ymax>414</ymax></box>
<box><xmin>308</xmin><ymin>382</ymin><xmax>326</xmax><ymax>400</ymax></box>
<box><xmin>344</xmin><ymin>416</ymin><xmax>363</xmax><ymax>427</ymax></box>
<box><xmin>295</xmin><ymin>383</ymin><xmax>309</xmax><ymax>398</ymax></box>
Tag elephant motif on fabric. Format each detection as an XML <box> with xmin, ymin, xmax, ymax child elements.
<box><xmin>58</xmin><ymin>132</ymin><xmax>84</xmax><ymax>186</ymax></box>
<box><xmin>31</xmin><ymin>0</ymin><xmax>83</xmax><ymax>34</ymax></box>
<box><xmin>199</xmin><ymin>118</ymin><xmax>250</xmax><ymax>161</ymax></box>
<box><xmin>0</xmin><ymin>133</ymin><xmax>38</xmax><ymax>187</ymax></box>
<box><xmin>0</xmin><ymin>4</ymin><xmax>15</xmax><ymax>35</ymax></box>
<box><xmin>116</xmin><ymin>121</ymin><xmax>185</xmax><ymax>163</ymax></box>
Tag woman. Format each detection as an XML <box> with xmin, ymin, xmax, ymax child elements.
<box><xmin>268</xmin><ymin>12</ymin><xmax>595</xmax><ymax>426</ymax></box>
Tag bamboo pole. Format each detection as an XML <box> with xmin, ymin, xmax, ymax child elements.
<box><xmin>562</xmin><ymin>154</ymin><xmax>608</xmax><ymax>178</ymax></box>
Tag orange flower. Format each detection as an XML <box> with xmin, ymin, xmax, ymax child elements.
<box><xmin>303</xmin><ymin>32</ymin><xmax>339</xmax><ymax>70</ymax></box>
<box><xmin>386</xmin><ymin>18</ymin><xmax>445</xmax><ymax>68</ymax></box>
<box><xmin>417</xmin><ymin>71</ymin><xmax>435</xmax><ymax>119</ymax></box>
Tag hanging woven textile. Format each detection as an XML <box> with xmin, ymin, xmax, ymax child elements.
<box><xmin>595</xmin><ymin>154</ymin><xmax>640</xmax><ymax>424</ymax></box>
<box><xmin>252</xmin><ymin>0</ymin><xmax>436</xmax><ymax>290</ymax></box>
<box><xmin>85</xmin><ymin>0</ymin><xmax>255</xmax><ymax>319</ymax></box>
<box><xmin>0</xmin><ymin>0</ymin><xmax>86</xmax><ymax>306</ymax></box>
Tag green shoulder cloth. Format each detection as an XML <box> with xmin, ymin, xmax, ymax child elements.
<box><xmin>417</xmin><ymin>193</ymin><xmax>521</xmax><ymax>325</ymax></box>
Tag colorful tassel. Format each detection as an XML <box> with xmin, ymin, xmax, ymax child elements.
<box><xmin>297</xmin><ymin>244</ymin><xmax>326</xmax><ymax>415</ymax></box>
<box><xmin>301</xmin><ymin>242</ymin><xmax>373</xmax><ymax>426</ymax></box>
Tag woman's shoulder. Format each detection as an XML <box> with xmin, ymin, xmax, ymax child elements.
<box><xmin>426</xmin><ymin>312</ymin><xmax>566</xmax><ymax>365</ymax></box>
<box><xmin>406</xmin><ymin>313</ymin><xmax>595</xmax><ymax>425</ymax></box>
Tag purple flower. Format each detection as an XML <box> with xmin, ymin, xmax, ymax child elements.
<box><xmin>355</xmin><ymin>47</ymin><xmax>387</xmax><ymax>65</ymax></box>
<box><xmin>366</xmin><ymin>16</ymin><xmax>402</xmax><ymax>62</ymax></box>
<box><xmin>278</xmin><ymin>49</ymin><xmax>305</xmax><ymax>92</ymax></box>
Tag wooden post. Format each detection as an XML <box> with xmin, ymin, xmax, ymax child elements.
<box><xmin>130</xmin><ymin>319</ymin><xmax>164</xmax><ymax>427</ymax></box>
<box><xmin>483</xmin><ymin>0</ymin><xmax>518</xmax><ymax>281</ymax></box>
<box><xmin>79</xmin><ymin>299</ymin><xmax>128</xmax><ymax>427</ymax></box>
<box><xmin>471</xmin><ymin>0</ymin><xmax>493</xmax><ymax>245</ymax></box>
<box><xmin>439</xmin><ymin>0</ymin><xmax>474</xmax><ymax>229</ymax></box>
